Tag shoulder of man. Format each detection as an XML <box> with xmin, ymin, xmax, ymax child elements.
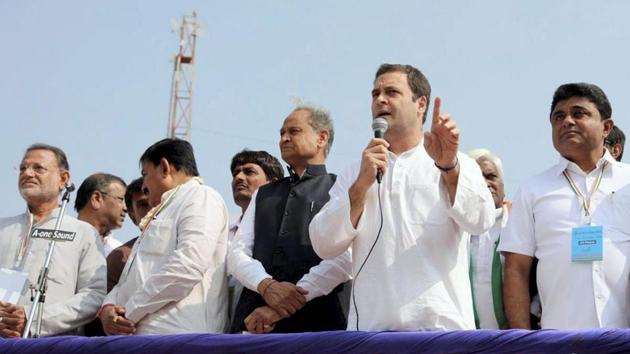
<box><xmin>313</xmin><ymin>171</ymin><xmax>337</xmax><ymax>186</ymax></box>
<box><xmin>107</xmin><ymin>237</ymin><xmax>136</xmax><ymax>263</ymax></box>
<box><xmin>519</xmin><ymin>162</ymin><xmax>564</xmax><ymax>192</ymax></box>
<box><xmin>0</xmin><ymin>213</ymin><xmax>26</xmax><ymax>231</ymax></box>
<box><xmin>177</xmin><ymin>183</ymin><xmax>229</xmax><ymax>221</ymax></box>
<box><xmin>61</xmin><ymin>215</ymin><xmax>101</xmax><ymax>245</ymax></box>
<box><xmin>257</xmin><ymin>176</ymin><xmax>291</xmax><ymax>195</ymax></box>
<box><xmin>610</xmin><ymin>159</ymin><xmax>630</xmax><ymax>174</ymax></box>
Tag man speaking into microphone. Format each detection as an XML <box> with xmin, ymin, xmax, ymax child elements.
<box><xmin>309</xmin><ymin>64</ymin><xmax>494</xmax><ymax>331</ymax></box>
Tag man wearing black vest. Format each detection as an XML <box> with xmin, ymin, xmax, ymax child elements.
<box><xmin>228</xmin><ymin>105</ymin><xmax>351</xmax><ymax>333</ymax></box>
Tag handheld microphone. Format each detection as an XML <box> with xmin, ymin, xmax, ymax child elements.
<box><xmin>371</xmin><ymin>118</ymin><xmax>388</xmax><ymax>184</ymax></box>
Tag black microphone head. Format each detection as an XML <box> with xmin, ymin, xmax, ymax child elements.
<box><xmin>66</xmin><ymin>183</ymin><xmax>76</xmax><ymax>192</ymax></box>
<box><xmin>372</xmin><ymin>117</ymin><xmax>388</xmax><ymax>139</ymax></box>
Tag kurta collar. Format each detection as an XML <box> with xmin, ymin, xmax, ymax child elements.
<box><xmin>387</xmin><ymin>140</ymin><xmax>423</xmax><ymax>160</ymax></box>
<box><xmin>26</xmin><ymin>206</ymin><xmax>61</xmax><ymax>226</ymax></box>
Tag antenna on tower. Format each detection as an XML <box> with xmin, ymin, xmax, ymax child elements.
<box><xmin>167</xmin><ymin>11</ymin><xmax>203</xmax><ymax>141</ymax></box>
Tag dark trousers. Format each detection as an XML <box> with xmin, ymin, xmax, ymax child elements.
<box><xmin>231</xmin><ymin>286</ymin><xmax>347</xmax><ymax>333</ymax></box>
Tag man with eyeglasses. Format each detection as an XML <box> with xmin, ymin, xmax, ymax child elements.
<box><xmin>75</xmin><ymin>173</ymin><xmax>128</xmax><ymax>336</ymax></box>
<box><xmin>75</xmin><ymin>173</ymin><xmax>128</xmax><ymax>256</ymax></box>
<box><xmin>106</xmin><ymin>177</ymin><xmax>151</xmax><ymax>293</ymax></box>
<box><xmin>0</xmin><ymin>143</ymin><xmax>106</xmax><ymax>337</ymax></box>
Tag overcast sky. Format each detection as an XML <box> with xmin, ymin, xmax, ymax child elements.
<box><xmin>2</xmin><ymin>1</ymin><xmax>629</xmax><ymax>241</ymax></box>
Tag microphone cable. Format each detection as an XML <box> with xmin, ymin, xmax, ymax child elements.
<box><xmin>351</xmin><ymin>181</ymin><xmax>384</xmax><ymax>331</ymax></box>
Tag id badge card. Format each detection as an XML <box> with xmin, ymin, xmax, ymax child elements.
<box><xmin>571</xmin><ymin>225</ymin><xmax>603</xmax><ymax>262</ymax></box>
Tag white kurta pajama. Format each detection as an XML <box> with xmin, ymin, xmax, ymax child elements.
<box><xmin>104</xmin><ymin>179</ymin><xmax>229</xmax><ymax>334</ymax></box>
<box><xmin>309</xmin><ymin>144</ymin><xmax>495</xmax><ymax>331</ymax></box>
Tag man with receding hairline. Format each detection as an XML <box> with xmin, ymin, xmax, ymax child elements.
<box><xmin>75</xmin><ymin>173</ymin><xmax>127</xmax><ymax>256</ymax></box>
<box><xmin>467</xmin><ymin>148</ymin><xmax>509</xmax><ymax>329</ymax></box>
<box><xmin>229</xmin><ymin>105</ymin><xmax>351</xmax><ymax>333</ymax></box>
<box><xmin>0</xmin><ymin>143</ymin><xmax>105</xmax><ymax>337</ymax></box>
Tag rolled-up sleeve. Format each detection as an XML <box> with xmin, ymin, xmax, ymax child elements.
<box><xmin>498</xmin><ymin>185</ymin><xmax>536</xmax><ymax>257</ymax></box>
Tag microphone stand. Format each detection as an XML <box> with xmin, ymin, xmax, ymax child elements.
<box><xmin>22</xmin><ymin>184</ymin><xmax>75</xmax><ymax>338</ymax></box>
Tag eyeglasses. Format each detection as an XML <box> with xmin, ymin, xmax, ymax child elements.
<box><xmin>18</xmin><ymin>163</ymin><xmax>53</xmax><ymax>175</ymax></box>
<box><xmin>100</xmin><ymin>191</ymin><xmax>125</xmax><ymax>204</ymax></box>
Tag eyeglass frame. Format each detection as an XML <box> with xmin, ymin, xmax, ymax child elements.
<box><xmin>99</xmin><ymin>191</ymin><xmax>125</xmax><ymax>203</ymax></box>
<box><xmin>17</xmin><ymin>163</ymin><xmax>62</xmax><ymax>175</ymax></box>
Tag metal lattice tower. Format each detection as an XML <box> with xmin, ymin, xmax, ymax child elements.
<box><xmin>167</xmin><ymin>11</ymin><xmax>200</xmax><ymax>141</ymax></box>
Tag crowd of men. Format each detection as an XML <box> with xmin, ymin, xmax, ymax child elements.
<box><xmin>0</xmin><ymin>62</ymin><xmax>628</xmax><ymax>338</ymax></box>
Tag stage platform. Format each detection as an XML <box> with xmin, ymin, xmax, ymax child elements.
<box><xmin>2</xmin><ymin>329</ymin><xmax>630</xmax><ymax>353</ymax></box>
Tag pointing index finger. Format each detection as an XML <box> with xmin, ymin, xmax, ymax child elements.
<box><xmin>432</xmin><ymin>97</ymin><xmax>442</xmax><ymax>125</ymax></box>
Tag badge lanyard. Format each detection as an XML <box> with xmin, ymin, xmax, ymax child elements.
<box><xmin>562</xmin><ymin>161</ymin><xmax>607</xmax><ymax>223</ymax></box>
<box><xmin>14</xmin><ymin>213</ymin><xmax>34</xmax><ymax>269</ymax></box>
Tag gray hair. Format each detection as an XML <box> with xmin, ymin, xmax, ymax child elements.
<box><xmin>25</xmin><ymin>143</ymin><xmax>69</xmax><ymax>171</ymax></box>
<box><xmin>293</xmin><ymin>104</ymin><xmax>334</xmax><ymax>157</ymax></box>
<box><xmin>467</xmin><ymin>148</ymin><xmax>504</xmax><ymax>179</ymax></box>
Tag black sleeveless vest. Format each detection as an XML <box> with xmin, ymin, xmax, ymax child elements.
<box><xmin>230</xmin><ymin>165</ymin><xmax>347</xmax><ymax>333</ymax></box>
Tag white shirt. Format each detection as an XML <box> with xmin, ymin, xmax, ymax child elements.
<box><xmin>499</xmin><ymin>152</ymin><xmax>630</xmax><ymax>329</ymax></box>
<box><xmin>309</xmin><ymin>144</ymin><xmax>495</xmax><ymax>331</ymax></box>
<box><xmin>228</xmin><ymin>190</ymin><xmax>352</xmax><ymax>303</ymax></box>
<box><xmin>102</xmin><ymin>235</ymin><xmax>123</xmax><ymax>257</ymax></box>
<box><xmin>0</xmin><ymin>209</ymin><xmax>106</xmax><ymax>336</ymax></box>
<box><xmin>227</xmin><ymin>218</ymin><xmax>242</xmax><ymax>321</ymax></box>
<box><xmin>470</xmin><ymin>205</ymin><xmax>508</xmax><ymax>329</ymax></box>
<box><xmin>104</xmin><ymin>179</ymin><xmax>229</xmax><ymax>334</ymax></box>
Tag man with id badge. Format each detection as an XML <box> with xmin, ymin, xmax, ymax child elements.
<box><xmin>0</xmin><ymin>144</ymin><xmax>106</xmax><ymax>337</ymax></box>
<box><xmin>500</xmin><ymin>83</ymin><xmax>630</xmax><ymax>329</ymax></box>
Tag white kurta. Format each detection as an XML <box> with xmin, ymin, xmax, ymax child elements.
<box><xmin>104</xmin><ymin>179</ymin><xmax>229</xmax><ymax>334</ymax></box>
<box><xmin>470</xmin><ymin>206</ymin><xmax>508</xmax><ymax>329</ymax></box>
<box><xmin>0</xmin><ymin>209</ymin><xmax>106</xmax><ymax>336</ymax></box>
<box><xmin>309</xmin><ymin>144</ymin><xmax>495</xmax><ymax>331</ymax></box>
<box><xmin>227</xmin><ymin>218</ymin><xmax>243</xmax><ymax>321</ymax></box>
<box><xmin>499</xmin><ymin>152</ymin><xmax>630</xmax><ymax>329</ymax></box>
